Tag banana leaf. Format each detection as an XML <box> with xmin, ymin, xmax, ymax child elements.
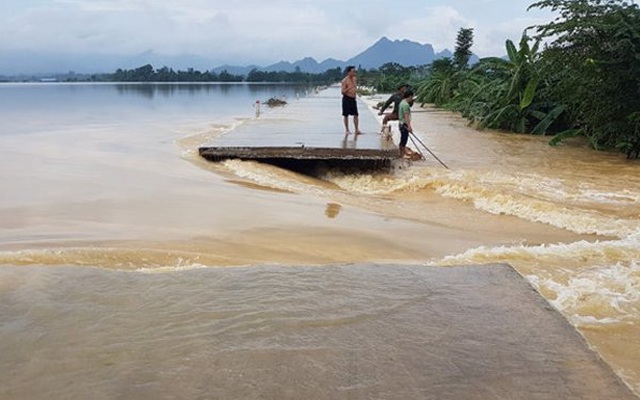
<box><xmin>549</xmin><ymin>128</ymin><xmax>582</xmax><ymax>146</ymax></box>
<box><xmin>519</xmin><ymin>78</ymin><xmax>539</xmax><ymax>110</ymax></box>
<box><xmin>532</xmin><ymin>105</ymin><xmax>567</xmax><ymax>135</ymax></box>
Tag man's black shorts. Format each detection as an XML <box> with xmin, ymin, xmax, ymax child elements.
<box><xmin>342</xmin><ymin>95</ymin><xmax>358</xmax><ymax>116</ymax></box>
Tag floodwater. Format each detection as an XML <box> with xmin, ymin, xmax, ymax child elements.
<box><xmin>0</xmin><ymin>83</ymin><xmax>638</xmax><ymax>398</ymax></box>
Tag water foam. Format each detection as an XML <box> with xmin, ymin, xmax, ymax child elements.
<box><xmin>574</xmin><ymin>188</ymin><xmax>640</xmax><ymax>206</ymax></box>
<box><xmin>429</xmin><ymin>229</ymin><xmax>640</xmax><ymax>329</ymax></box>
<box><xmin>177</xmin><ymin>121</ymin><xmax>243</xmax><ymax>160</ymax></box>
<box><xmin>433</xmin><ymin>228</ymin><xmax>640</xmax><ymax>267</ymax></box>
<box><xmin>0</xmin><ymin>247</ymin><xmax>239</xmax><ymax>270</ymax></box>
<box><xmin>223</xmin><ymin>158</ymin><xmax>640</xmax><ymax>239</ymax></box>
<box><xmin>135</xmin><ymin>263</ymin><xmax>211</xmax><ymax>273</ymax></box>
<box><xmin>528</xmin><ymin>261</ymin><xmax>640</xmax><ymax>327</ymax></box>
<box><xmin>325</xmin><ymin>167</ymin><xmax>640</xmax><ymax>238</ymax></box>
<box><xmin>435</xmin><ymin>181</ymin><xmax>638</xmax><ymax>238</ymax></box>
<box><xmin>221</xmin><ymin>159</ymin><xmax>332</xmax><ymax>195</ymax></box>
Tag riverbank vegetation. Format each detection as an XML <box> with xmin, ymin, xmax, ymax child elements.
<box><xmin>356</xmin><ymin>62</ymin><xmax>427</xmax><ymax>93</ymax></box>
<box><xmin>111</xmin><ymin>65</ymin><xmax>243</xmax><ymax>82</ymax></box>
<box><xmin>107</xmin><ymin>65</ymin><xmax>343</xmax><ymax>85</ymax></box>
<box><xmin>416</xmin><ymin>0</ymin><xmax>640</xmax><ymax>159</ymax></box>
<box><xmin>106</xmin><ymin>63</ymin><xmax>424</xmax><ymax>92</ymax></box>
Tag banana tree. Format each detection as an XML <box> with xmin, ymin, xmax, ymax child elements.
<box><xmin>472</xmin><ymin>33</ymin><xmax>566</xmax><ymax>134</ymax></box>
<box><xmin>416</xmin><ymin>58</ymin><xmax>461</xmax><ymax>106</ymax></box>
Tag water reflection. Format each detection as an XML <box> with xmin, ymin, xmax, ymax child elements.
<box><xmin>325</xmin><ymin>202</ymin><xmax>342</xmax><ymax>219</ymax></box>
<box><xmin>342</xmin><ymin>134</ymin><xmax>359</xmax><ymax>149</ymax></box>
<box><xmin>254</xmin><ymin>100</ymin><xmax>261</xmax><ymax>118</ymax></box>
<box><xmin>113</xmin><ymin>83</ymin><xmax>317</xmax><ymax>100</ymax></box>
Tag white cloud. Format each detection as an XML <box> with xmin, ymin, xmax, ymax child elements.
<box><xmin>399</xmin><ymin>6</ymin><xmax>475</xmax><ymax>53</ymax></box>
<box><xmin>2</xmin><ymin>0</ymin><xmax>375</xmax><ymax>63</ymax></box>
<box><xmin>54</xmin><ymin>0</ymin><xmax>141</xmax><ymax>12</ymax></box>
<box><xmin>393</xmin><ymin>4</ymin><xmax>553</xmax><ymax>57</ymax></box>
<box><xmin>0</xmin><ymin>0</ymin><xmax>571</xmax><ymax>69</ymax></box>
<box><xmin>476</xmin><ymin>16</ymin><xmax>549</xmax><ymax>56</ymax></box>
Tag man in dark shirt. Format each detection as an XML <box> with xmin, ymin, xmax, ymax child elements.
<box><xmin>378</xmin><ymin>84</ymin><xmax>408</xmax><ymax>130</ymax></box>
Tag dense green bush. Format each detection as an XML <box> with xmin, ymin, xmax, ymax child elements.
<box><xmin>532</xmin><ymin>0</ymin><xmax>640</xmax><ymax>158</ymax></box>
<box><xmin>416</xmin><ymin>1</ymin><xmax>640</xmax><ymax>159</ymax></box>
<box><xmin>357</xmin><ymin>63</ymin><xmax>427</xmax><ymax>93</ymax></box>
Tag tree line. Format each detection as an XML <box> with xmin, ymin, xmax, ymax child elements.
<box><xmin>111</xmin><ymin>65</ymin><xmax>243</xmax><ymax>82</ymax></box>
<box><xmin>414</xmin><ymin>0</ymin><xmax>640</xmax><ymax>159</ymax></box>
<box><xmin>105</xmin><ymin>63</ymin><xmax>423</xmax><ymax>91</ymax></box>
<box><xmin>107</xmin><ymin>64</ymin><xmax>343</xmax><ymax>84</ymax></box>
<box><xmin>245</xmin><ymin>67</ymin><xmax>343</xmax><ymax>84</ymax></box>
<box><xmin>357</xmin><ymin>63</ymin><xmax>428</xmax><ymax>93</ymax></box>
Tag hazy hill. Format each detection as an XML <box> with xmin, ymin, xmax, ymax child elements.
<box><xmin>1</xmin><ymin>37</ymin><xmax>464</xmax><ymax>76</ymax></box>
<box><xmin>213</xmin><ymin>37</ymin><xmax>456</xmax><ymax>76</ymax></box>
<box><xmin>347</xmin><ymin>36</ymin><xmax>448</xmax><ymax>69</ymax></box>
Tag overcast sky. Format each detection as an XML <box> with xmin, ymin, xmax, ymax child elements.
<box><xmin>1</xmin><ymin>0</ymin><xmax>559</xmax><ymax>65</ymax></box>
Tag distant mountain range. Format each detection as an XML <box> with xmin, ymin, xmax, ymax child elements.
<box><xmin>213</xmin><ymin>37</ymin><xmax>455</xmax><ymax>75</ymax></box>
<box><xmin>0</xmin><ymin>37</ymin><xmax>470</xmax><ymax>77</ymax></box>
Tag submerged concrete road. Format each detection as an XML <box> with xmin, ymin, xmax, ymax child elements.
<box><xmin>192</xmin><ymin>264</ymin><xmax>635</xmax><ymax>400</ymax></box>
<box><xmin>211</xmin><ymin>86</ymin><xmax>389</xmax><ymax>148</ymax></box>
<box><xmin>116</xmin><ymin>264</ymin><xmax>638</xmax><ymax>400</ymax></box>
<box><xmin>199</xmin><ymin>87</ymin><xmax>398</xmax><ymax>169</ymax></box>
<box><xmin>2</xmin><ymin>264</ymin><xmax>636</xmax><ymax>399</ymax></box>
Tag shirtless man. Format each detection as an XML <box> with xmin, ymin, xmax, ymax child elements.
<box><xmin>341</xmin><ymin>66</ymin><xmax>362</xmax><ymax>135</ymax></box>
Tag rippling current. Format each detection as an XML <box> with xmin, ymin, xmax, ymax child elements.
<box><xmin>0</xmin><ymin>83</ymin><xmax>638</xmax><ymax>398</ymax></box>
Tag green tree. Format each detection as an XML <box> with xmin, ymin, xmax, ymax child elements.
<box><xmin>530</xmin><ymin>0</ymin><xmax>640</xmax><ymax>158</ymax></box>
<box><xmin>454</xmin><ymin>28</ymin><xmax>474</xmax><ymax>69</ymax></box>
<box><xmin>416</xmin><ymin>58</ymin><xmax>458</xmax><ymax>106</ymax></box>
<box><xmin>135</xmin><ymin>64</ymin><xmax>154</xmax><ymax>82</ymax></box>
<box><xmin>417</xmin><ymin>33</ymin><xmax>566</xmax><ymax>135</ymax></box>
<box><xmin>471</xmin><ymin>34</ymin><xmax>551</xmax><ymax>133</ymax></box>
<box><xmin>417</xmin><ymin>29</ymin><xmax>475</xmax><ymax>107</ymax></box>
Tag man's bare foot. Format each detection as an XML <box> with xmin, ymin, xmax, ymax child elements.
<box><xmin>345</xmin><ymin>131</ymin><xmax>351</xmax><ymax>136</ymax></box>
<box><xmin>355</xmin><ymin>131</ymin><xmax>364</xmax><ymax>135</ymax></box>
